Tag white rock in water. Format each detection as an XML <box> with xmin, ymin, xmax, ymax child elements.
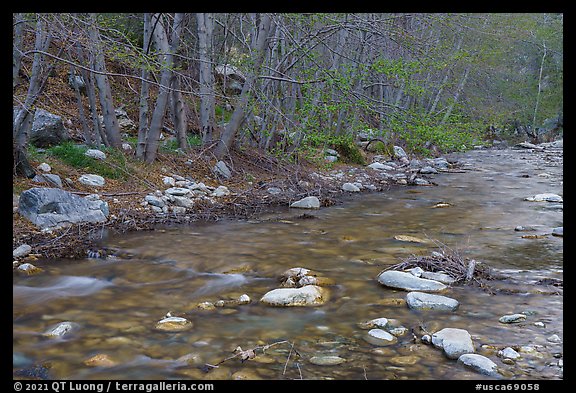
<box><xmin>547</xmin><ymin>334</ymin><xmax>562</xmax><ymax>343</ymax></box>
<box><xmin>85</xmin><ymin>149</ymin><xmax>106</xmax><ymax>160</ymax></box>
<box><xmin>365</xmin><ymin>328</ymin><xmax>397</xmax><ymax>346</ymax></box>
<box><xmin>406</xmin><ymin>291</ymin><xmax>459</xmax><ymax>311</ymax></box>
<box><xmin>260</xmin><ymin>285</ymin><xmax>328</xmax><ymax>307</ymax></box>
<box><xmin>43</xmin><ymin>321</ymin><xmax>79</xmax><ymax>338</ymax></box>
<box><xmin>78</xmin><ymin>174</ymin><xmax>105</xmax><ymax>187</ymax></box>
<box><xmin>377</xmin><ymin>270</ymin><xmax>447</xmax><ymax>292</ymax></box>
<box><xmin>457</xmin><ymin>353</ymin><xmax>500</xmax><ymax>377</ymax></box>
<box><xmin>499</xmin><ymin>313</ymin><xmax>526</xmax><ymax>324</ymax></box>
<box><xmin>498</xmin><ymin>347</ymin><xmax>520</xmax><ymax>360</ymax></box>
<box><xmin>342</xmin><ymin>182</ymin><xmax>361</xmax><ymax>192</ymax></box>
<box><xmin>524</xmin><ymin>193</ymin><xmax>563</xmax><ymax>202</ymax></box>
<box><xmin>431</xmin><ymin>328</ymin><xmax>474</xmax><ymax>359</ymax></box>
<box><xmin>155</xmin><ymin>316</ymin><xmax>193</xmax><ymax>331</ymax></box>
<box><xmin>290</xmin><ymin>196</ymin><xmax>320</xmax><ymax>209</ymax></box>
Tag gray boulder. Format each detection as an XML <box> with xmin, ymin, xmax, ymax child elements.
<box><xmin>290</xmin><ymin>196</ymin><xmax>320</xmax><ymax>209</ymax></box>
<box><xmin>29</xmin><ymin>108</ymin><xmax>71</xmax><ymax>147</ymax></box>
<box><xmin>377</xmin><ymin>270</ymin><xmax>447</xmax><ymax>292</ymax></box>
<box><xmin>260</xmin><ymin>285</ymin><xmax>328</xmax><ymax>307</ymax></box>
<box><xmin>32</xmin><ymin>173</ymin><xmax>63</xmax><ymax>188</ymax></box>
<box><xmin>457</xmin><ymin>354</ymin><xmax>500</xmax><ymax>377</ymax></box>
<box><xmin>18</xmin><ymin>187</ymin><xmax>108</xmax><ymax>229</ymax></box>
<box><xmin>431</xmin><ymin>328</ymin><xmax>474</xmax><ymax>359</ymax></box>
<box><xmin>406</xmin><ymin>291</ymin><xmax>459</xmax><ymax>311</ymax></box>
<box><xmin>213</xmin><ymin>161</ymin><xmax>232</xmax><ymax>179</ymax></box>
<box><xmin>78</xmin><ymin>174</ymin><xmax>105</xmax><ymax>187</ymax></box>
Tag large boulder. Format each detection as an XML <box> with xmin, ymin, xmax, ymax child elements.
<box><xmin>18</xmin><ymin>187</ymin><xmax>109</xmax><ymax>230</ymax></box>
<box><xmin>29</xmin><ymin>108</ymin><xmax>71</xmax><ymax>147</ymax></box>
<box><xmin>260</xmin><ymin>285</ymin><xmax>328</xmax><ymax>307</ymax></box>
<box><xmin>377</xmin><ymin>270</ymin><xmax>447</xmax><ymax>292</ymax></box>
<box><xmin>431</xmin><ymin>328</ymin><xmax>475</xmax><ymax>359</ymax></box>
<box><xmin>406</xmin><ymin>291</ymin><xmax>459</xmax><ymax>311</ymax></box>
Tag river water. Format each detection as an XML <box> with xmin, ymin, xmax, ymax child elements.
<box><xmin>13</xmin><ymin>147</ymin><xmax>563</xmax><ymax>380</ymax></box>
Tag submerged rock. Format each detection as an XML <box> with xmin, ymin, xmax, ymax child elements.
<box><xmin>365</xmin><ymin>328</ymin><xmax>398</xmax><ymax>346</ymax></box>
<box><xmin>524</xmin><ymin>193</ymin><xmax>563</xmax><ymax>202</ymax></box>
<box><xmin>457</xmin><ymin>353</ymin><xmax>500</xmax><ymax>377</ymax></box>
<box><xmin>431</xmin><ymin>328</ymin><xmax>474</xmax><ymax>359</ymax></box>
<box><xmin>155</xmin><ymin>316</ymin><xmax>193</xmax><ymax>331</ymax></box>
<box><xmin>498</xmin><ymin>313</ymin><xmax>526</xmax><ymax>324</ymax></box>
<box><xmin>43</xmin><ymin>321</ymin><xmax>80</xmax><ymax>338</ymax></box>
<box><xmin>406</xmin><ymin>291</ymin><xmax>459</xmax><ymax>311</ymax></box>
<box><xmin>377</xmin><ymin>270</ymin><xmax>447</xmax><ymax>292</ymax></box>
<box><xmin>309</xmin><ymin>355</ymin><xmax>346</xmax><ymax>366</ymax></box>
<box><xmin>260</xmin><ymin>285</ymin><xmax>328</xmax><ymax>306</ymax></box>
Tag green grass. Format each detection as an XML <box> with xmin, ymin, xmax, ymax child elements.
<box><xmin>46</xmin><ymin>142</ymin><xmax>126</xmax><ymax>179</ymax></box>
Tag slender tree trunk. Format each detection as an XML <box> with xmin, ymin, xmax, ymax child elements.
<box><xmin>136</xmin><ymin>13</ymin><xmax>152</xmax><ymax>159</ymax></box>
<box><xmin>88</xmin><ymin>13</ymin><xmax>122</xmax><ymax>148</ymax></box>
<box><xmin>13</xmin><ymin>13</ymin><xmax>25</xmax><ymax>89</ymax></box>
<box><xmin>532</xmin><ymin>40</ymin><xmax>547</xmax><ymax>134</ymax></box>
<box><xmin>144</xmin><ymin>13</ymin><xmax>184</xmax><ymax>164</ymax></box>
<box><xmin>13</xmin><ymin>14</ymin><xmax>52</xmax><ymax>178</ymax></box>
<box><xmin>441</xmin><ymin>66</ymin><xmax>470</xmax><ymax>125</ymax></box>
<box><xmin>215</xmin><ymin>14</ymin><xmax>272</xmax><ymax>159</ymax></box>
<box><xmin>172</xmin><ymin>74</ymin><xmax>188</xmax><ymax>150</ymax></box>
<box><xmin>197</xmin><ymin>13</ymin><xmax>216</xmax><ymax>145</ymax></box>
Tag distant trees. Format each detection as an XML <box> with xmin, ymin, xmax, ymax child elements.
<box><xmin>13</xmin><ymin>12</ymin><xmax>563</xmax><ymax>176</ymax></box>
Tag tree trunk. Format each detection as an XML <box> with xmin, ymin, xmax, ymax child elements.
<box><xmin>88</xmin><ymin>13</ymin><xmax>122</xmax><ymax>148</ymax></box>
<box><xmin>441</xmin><ymin>66</ymin><xmax>470</xmax><ymax>125</ymax></box>
<box><xmin>136</xmin><ymin>12</ymin><xmax>152</xmax><ymax>159</ymax></box>
<box><xmin>13</xmin><ymin>13</ymin><xmax>25</xmax><ymax>89</ymax></box>
<box><xmin>197</xmin><ymin>13</ymin><xmax>216</xmax><ymax>145</ymax></box>
<box><xmin>172</xmin><ymin>74</ymin><xmax>188</xmax><ymax>150</ymax></box>
<box><xmin>215</xmin><ymin>13</ymin><xmax>272</xmax><ymax>159</ymax></box>
<box><xmin>144</xmin><ymin>13</ymin><xmax>184</xmax><ymax>164</ymax></box>
<box><xmin>13</xmin><ymin>14</ymin><xmax>52</xmax><ymax>178</ymax></box>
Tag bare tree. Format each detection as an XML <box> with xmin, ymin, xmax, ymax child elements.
<box><xmin>215</xmin><ymin>13</ymin><xmax>272</xmax><ymax>159</ymax></box>
<box><xmin>144</xmin><ymin>13</ymin><xmax>185</xmax><ymax>163</ymax></box>
<box><xmin>197</xmin><ymin>13</ymin><xmax>216</xmax><ymax>145</ymax></box>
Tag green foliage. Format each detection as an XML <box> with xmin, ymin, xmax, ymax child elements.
<box><xmin>332</xmin><ymin>136</ymin><xmax>366</xmax><ymax>165</ymax></box>
<box><xmin>160</xmin><ymin>134</ymin><xmax>202</xmax><ymax>152</ymax></box>
<box><xmin>46</xmin><ymin>142</ymin><xmax>126</xmax><ymax>179</ymax></box>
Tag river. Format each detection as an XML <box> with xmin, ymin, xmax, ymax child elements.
<box><xmin>13</xmin><ymin>146</ymin><xmax>563</xmax><ymax>380</ymax></box>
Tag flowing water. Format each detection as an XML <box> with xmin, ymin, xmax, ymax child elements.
<box><xmin>13</xmin><ymin>147</ymin><xmax>563</xmax><ymax>380</ymax></box>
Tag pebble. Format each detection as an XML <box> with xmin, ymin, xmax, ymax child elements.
<box><xmin>365</xmin><ymin>328</ymin><xmax>397</xmax><ymax>346</ymax></box>
<box><xmin>155</xmin><ymin>316</ymin><xmax>193</xmax><ymax>331</ymax></box>
<box><xmin>499</xmin><ymin>313</ymin><xmax>527</xmax><ymax>324</ymax></box>
<box><xmin>309</xmin><ymin>355</ymin><xmax>347</xmax><ymax>366</ymax></box>
<box><xmin>457</xmin><ymin>353</ymin><xmax>500</xmax><ymax>377</ymax></box>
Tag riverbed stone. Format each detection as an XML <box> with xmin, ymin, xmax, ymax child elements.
<box><xmin>260</xmin><ymin>285</ymin><xmax>328</xmax><ymax>306</ymax></box>
<box><xmin>155</xmin><ymin>316</ymin><xmax>193</xmax><ymax>331</ymax></box>
<box><xmin>83</xmin><ymin>353</ymin><xmax>118</xmax><ymax>367</ymax></box>
<box><xmin>498</xmin><ymin>313</ymin><xmax>526</xmax><ymax>324</ymax></box>
<box><xmin>377</xmin><ymin>270</ymin><xmax>447</xmax><ymax>292</ymax></box>
<box><xmin>431</xmin><ymin>328</ymin><xmax>475</xmax><ymax>359</ymax></box>
<box><xmin>420</xmin><ymin>271</ymin><xmax>456</xmax><ymax>285</ymax></box>
<box><xmin>498</xmin><ymin>347</ymin><xmax>520</xmax><ymax>360</ymax></box>
<box><xmin>309</xmin><ymin>355</ymin><xmax>346</xmax><ymax>366</ymax></box>
<box><xmin>552</xmin><ymin>227</ymin><xmax>563</xmax><ymax>237</ymax></box>
<box><xmin>524</xmin><ymin>193</ymin><xmax>563</xmax><ymax>202</ymax></box>
<box><xmin>358</xmin><ymin>317</ymin><xmax>389</xmax><ymax>330</ymax></box>
<box><xmin>406</xmin><ymin>291</ymin><xmax>459</xmax><ymax>311</ymax></box>
<box><xmin>16</xmin><ymin>263</ymin><xmax>43</xmax><ymax>275</ymax></box>
<box><xmin>290</xmin><ymin>196</ymin><xmax>320</xmax><ymax>209</ymax></box>
<box><xmin>365</xmin><ymin>328</ymin><xmax>398</xmax><ymax>346</ymax></box>
<box><xmin>43</xmin><ymin>321</ymin><xmax>80</xmax><ymax>338</ymax></box>
<box><xmin>457</xmin><ymin>354</ymin><xmax>500</xmax><ymax>377</ymax></box>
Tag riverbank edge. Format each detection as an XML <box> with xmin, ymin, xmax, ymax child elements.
<box><xmin>12</xmin><ymin>147</ymin><xmax>462</xmax><ymax>266</ymax></box>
